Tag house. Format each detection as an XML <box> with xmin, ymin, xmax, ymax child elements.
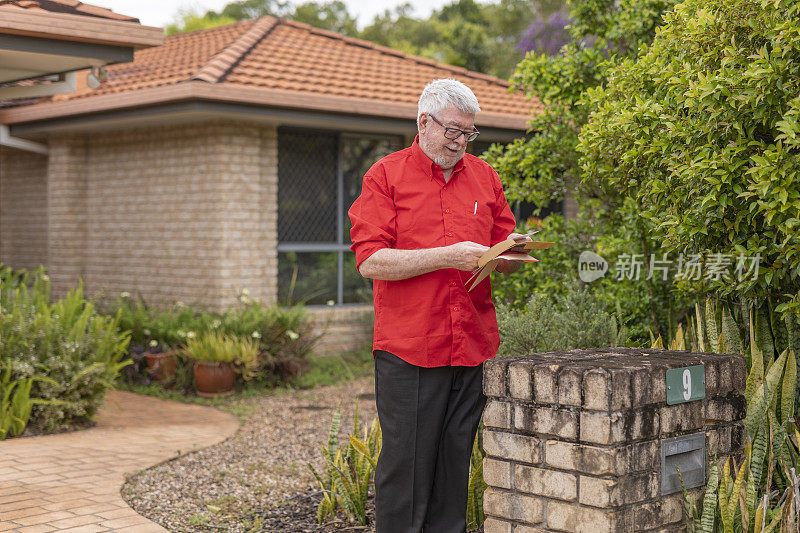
<box><xmin>0</xmin><ymin>14</ymin><xmax>542</xmax><ymax>353</ymax></box>
<box><xmin>0</xmin><ymin>0</ymin><xmax>162</xmax><ymax>103</ymax></box>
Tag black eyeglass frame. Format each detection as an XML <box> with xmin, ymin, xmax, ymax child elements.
<box><xmin>427</xmin><ymin>114</ymin><xmax>480</xmax><ymax>142</ymax></box>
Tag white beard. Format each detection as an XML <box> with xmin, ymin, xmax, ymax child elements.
<box><xmin>420</xmin><ymin>137</ymin><xmax>463</xmax><ymax>170</ymax></box>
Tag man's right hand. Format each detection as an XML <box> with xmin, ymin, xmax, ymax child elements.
<box><xmin>448</xmin><ymin>241</ymin><xmax>489</xmax><ymax>271</ymax></box>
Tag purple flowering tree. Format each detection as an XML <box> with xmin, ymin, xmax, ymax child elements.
<box><xmin>517</xmin><ymin>10</ymin><xmax>571</xmax><ymax>56</ymax></box>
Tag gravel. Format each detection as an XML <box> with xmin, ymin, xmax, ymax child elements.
<box><xmin>122</xmin><ymin>375</ymin><xmax>378</xmax><ymax>532</ymax></box>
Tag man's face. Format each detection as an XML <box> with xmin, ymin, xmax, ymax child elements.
<box><xmin>418</xmin><ymin>105</ymin><xmax>476</xmax><ymax>170</ymax></box>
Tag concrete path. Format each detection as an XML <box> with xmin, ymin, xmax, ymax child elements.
<box><xmin>0</xmin><ymin>390</ymin><xmax>239</xmax><ymax>532</ymax></box>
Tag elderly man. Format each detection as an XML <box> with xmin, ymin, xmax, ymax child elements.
<box><xmin>348</xmin><ymin>78</ymin><xmax>524</xmax><ymax>533</ymax></box>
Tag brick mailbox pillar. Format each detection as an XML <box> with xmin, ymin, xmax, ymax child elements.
<box><xmin>481</xmin><ymin>348</ymin><xmax>747</xmax><ymax>533</ymax></box>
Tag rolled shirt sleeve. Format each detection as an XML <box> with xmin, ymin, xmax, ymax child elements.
<box><xmin>348</xmin><ymin>167</ymin><xmax>397</xmax><ymax>271</ymax></box>
<box><xmin>490</xmin><ymin>169</ymin><xmax>518</xmax><ymax>245</ymax></box>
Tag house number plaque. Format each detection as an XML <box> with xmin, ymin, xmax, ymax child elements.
<box><xmin>666</xmin><ymin>365</ymin><xmax>705</xmax><ymax>405</ymax></box>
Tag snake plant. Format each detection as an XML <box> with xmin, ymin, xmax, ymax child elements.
<box><xmin>668</xmin><ymin>297</ymin><xmax>800</xmax><ymax>532</ymax></box>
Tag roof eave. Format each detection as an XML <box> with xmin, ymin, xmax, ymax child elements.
<box><xmin>0</xmin><ymin>6</ymin><xmax>164</xmax><ymax>49</ymax></box>
<box><xmin>0</xmin><ymin>82</ymin><xmax>534</xmax><ymax>131</ymax></box>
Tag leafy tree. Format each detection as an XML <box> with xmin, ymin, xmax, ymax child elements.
<box><xmin>485</xmin><ymin>0</ymin><xmax>677</xmax><ymax>212</ymax></box>
<box><xmin>578</xmin><ymin>0</ymin><xmax>800</xmax><ymax>314</ymax></box>
<box><xmin>291</xmin><ymin>1</ymin><xmax>358</xmax><ymax>35</ymax></box>
<box><xmin>167</xmin><ymin>0</ymin><xmax>291</xmax><ymax>34</ymax></box>
<box><xmin>172</xmin><ymin>0</ymin><xmax>561</xmax><ymax>78</ymax></box>
<box><xmin>517</xmin><ymin>10</ymin><xmax>571</xmax><ymax>56</ymax></box>
<box><xmin>365</xmin><ymin>0</ymin><xmax>558</xmax><ymax>78</ymax></box>
<box><xmin>165</xmin><ymin>9</ymin><xmax>238</xmax><ymax>35</ymax></box>
<box><xmin>218</xmin><ymin>0</ymin><xmax>291</xmax><ymax>20</ymax></box>
<box><xmin>359</xmin><ymin>3</ymin><xmax>440</xmax><ymax>56</ymax></box>
<box><xmin>484</xmin><ymin>0</ymin><xmax>680</xmax><ymax>337</ymax></box>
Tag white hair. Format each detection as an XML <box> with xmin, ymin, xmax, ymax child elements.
<box><xmin>417</xmin><ymin>79</ymin><xmax>481</xmax><ymax>129</ymax></box>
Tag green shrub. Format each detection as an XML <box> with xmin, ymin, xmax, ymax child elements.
<box><xmin>310</xmin><ymin>401</ymin><xmax>490</xmax><ymax>531</ymax></box>
<box><xmin>466</xmin><ymin>423</ymin><xmax>487</xmax><ymax>531</ymax></box>
<box><xmin>656</xmin><ymin>296</ymin><xmax>800</xmax><ymax>531</ymax></box>
<box><xmin>491</xmin><ymin>212</ymin><xmax>693</xmax><ymax>346</ymax></box>
<box><xmin>180</xmin><ymin>330</ymin><xmax>259</xmax><ymax>380</ymax></box>
<box><xmin>218</xmin><ymin>297</ymin><xmax>318</xmax><ymax>384</ymax></box>
<box><xmin>102</xmin><ymin>292</ymin><xmax>318</xmax><ymax>388</ymax></box>
<box><xmin>497</xmin><ymin>288</ymin><xmax>629</xmax><ymax>357</ymax></box>
<box><xmin>484</xmin><ymin>0</ymin><xmax>690</xmax><ymax>345</ymax></box>
<box><xmin>309</xmin><ymin>400</ymin><xmax>381</xmax><ymax>526</ymax></box>
<box><xmin>0</xmin><ymin>266</ymin><xmax>130</xmax><ymax>432</ymax></box>
<box><xmin>578</xmin><ymin>0</ymin><xmax>800</xmax><ymax>313</ymax></box>
<box><xmin>0</xmin><ymin>361</ymin><xmax>61</xmax><ymax>439</ymax></box>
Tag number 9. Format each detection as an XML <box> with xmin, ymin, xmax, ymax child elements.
<box><xmin>682</xmin><ymin>368</ymin><xmax>692</xmax><ymax>401</ymax></box>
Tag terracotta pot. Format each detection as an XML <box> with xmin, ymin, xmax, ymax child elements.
<box><xmin>144</xmin><ymin>352</ymin><xmax>177</xmax><ymax>382</ymax></box>
<box><xmin>193</xmin><ymin>361</ymin><xmax>235</xmax><ymax>398</ymax></box>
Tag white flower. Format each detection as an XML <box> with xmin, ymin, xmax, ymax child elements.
<box><xmin>149</xmin><ymin>339</ymin><xmax>158</xmax><ymax>348</ymax></box>
<box><xmin>286</xmin><ymin>330</ymin><xmax>299</xmax><ymax>340</ymax></box>
<box><xmin>175</xmin><ymin>301</ymin><xmax>185</xmax><ymax>308</ymax></box>
<box><xmin>326</xmin><ymin>299</ymin><xmax>335</xmax><ymax>306</ymax></box>
<box><xmin>211</xmin><ymin>319</ymin><xmax>222</xmax><ymax>329</ymax></box>
<box><xmin>186</xmin><ymin>331</ymin><xmax>196</xmax><ymax>339</ymax></box>
<box><xmin>143</xmin><ymin>328</ymin><xmax>151</xmax><ymax>336</ymax></box>
<box><xmin>177</xmin><ymin>329</ymin><xmax>186</xmax><ymax>337</ymax></box>
<box><xmin>241</xmin><ymin>288</ymin><xmax>250</xmax><ymax>296</ymax></box>
<box><xmin>251</xmin><ymin>331</ymin><xmax>262</xmax><ymax>339</ymax></box>
<box><xmin>120</xmin><ymin>291</ymin><xmax>131</xmax><ymax>298</ymax></box>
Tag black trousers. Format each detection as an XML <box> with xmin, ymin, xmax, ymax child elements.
<box><xmin>373</xmin><ymin>350</ymin><xmax>487</xmax><ymax>533</ymax></box>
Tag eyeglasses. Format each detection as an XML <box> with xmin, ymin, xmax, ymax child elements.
<box><xmin>428</xmin><ymin>114</ymin><xmax>480</xmax><ymax>142</ymax></box>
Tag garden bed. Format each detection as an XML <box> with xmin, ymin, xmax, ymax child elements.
<box><xmin>122</xmin><ymin>375</ymin><xmax>378</xmax><ymax>532</ymax></box>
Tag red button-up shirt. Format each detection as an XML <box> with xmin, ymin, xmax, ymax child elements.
<box><xmin>348</xmin><ymin>136</ymin><xmax>516</xmax><ymax>367</ymax></box>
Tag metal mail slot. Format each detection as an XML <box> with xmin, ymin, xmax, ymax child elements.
<box><xmin>661</xmin><ymin>432</ymin><xmax>706</xmax><ymax>495</ymax></box>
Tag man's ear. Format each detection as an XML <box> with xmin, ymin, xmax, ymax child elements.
<box><xmin>418</xmin><ymin>113</ymin><xmax>428</xmax><ymax>134</ymax></box>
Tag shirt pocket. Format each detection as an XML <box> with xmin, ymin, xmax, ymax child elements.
<box><xmin>461</xmin><ymin>203</ymin><xmax>493</xmax><ymax>245</ymax></box>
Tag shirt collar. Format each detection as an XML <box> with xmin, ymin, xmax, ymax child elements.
<box><xmin>410</xmin><ymin>135</ymin><xmax>466</xmax><ymax>180</ymax></box>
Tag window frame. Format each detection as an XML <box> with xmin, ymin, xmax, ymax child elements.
<box><xmin>276</xmin><ymin>127</ymin><xmax>403</xmax><ymax>306</ymax></box>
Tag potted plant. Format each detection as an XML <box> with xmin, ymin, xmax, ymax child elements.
<box><xmin>181</xmin><ymin>331</ymin><xmax>258</xmax><ymax>397</ymax></box>
<box><xmin>143</xmin><ymin>340</ymin><xmax>177</xmax><ymax>383</ymax></box>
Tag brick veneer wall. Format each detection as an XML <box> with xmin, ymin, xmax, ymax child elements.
<box><xmin>307</xmin><ymin>304</ymin><xmax>374</xmax><ymax>355</ymax></box>
<box><xmin>45</xmin><ymin>121</ymin><xmax>277</xmax><ymax>312</ymax></box>
<box><xmin>481</xmin><ymin>348</ymin><xmax>747</xmax><ymax>533</ymax></box>
<box><xmin>3</xmin><ymin>121</ymin><xmax>370</xmax><ymax>355</ymax></box>
<box><xmin>0</xmin><ymin>147</ymin><xmax>48</xmax><ymax>271</ymax></box>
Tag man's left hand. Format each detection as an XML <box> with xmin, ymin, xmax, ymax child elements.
<box><xmin>495</xmin><ymin>232</ymin><xmax>531</xmax><ymax>274</ymax></box>
<box><xmin>495</xmin><ymin>259</ymin><xmax>521</xmax><ymax>274</ymax></box>
<box><xmin>508</xmin><ymin>232</ymin><xmax>533</xmax><ymax>242</ymax></box>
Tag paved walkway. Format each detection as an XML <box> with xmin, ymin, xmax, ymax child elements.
<box><xmin>0</xmin><ymin>390</ymin><xmax>239</xmax><ymax>532</ymax></box>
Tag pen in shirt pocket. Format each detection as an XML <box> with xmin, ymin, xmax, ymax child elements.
<box><xmin>473</xmin><ymin>201</ymin><xmax>477</xmax><ymax>215</ymax></box>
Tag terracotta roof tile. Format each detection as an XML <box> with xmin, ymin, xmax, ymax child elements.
<box><xmin>0</xmin><ymin>0</ymin><xmax>139</xmax><ymax>21</ymax></box>
<box><xmin>191</xmin><ymin>17</ymin><xmax>277</xmax><ymax>83</ymax></box>
<box><xmin>49</xmin><ymin>20</ymin><xmax>254</xmax><ymax>102</ymax></box>
<box><xmin>25</xmin><ymin>16</ymin><xmax>539</xmax><ymax>120</ymax></box>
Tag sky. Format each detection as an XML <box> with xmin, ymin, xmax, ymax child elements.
<box><xmin>92</xmin><ymin>0</ymin><xmax>449</xmax><ymax>29</ymax></box>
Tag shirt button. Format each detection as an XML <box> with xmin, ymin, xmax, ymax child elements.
<box><xmin>450</xmin><ymin>281</ymin><xmax>457</xmax><ymax>287</ymax></box>
<box><xmin>444</xmin><ymin>209</ymin><xmax>451</xmax><ymax>214</ymax></box>
<box><xmin>443</xmin><ymin>186</ymin><xmax>447</xmax><ymax>190</ymax></box>
<box><xmin>446</xmin><ymin>231</ymin><xmax>453</xmax><ymax>237</ymax></box>
<box><xmin>453</xmin><ymin>306</ymin><xmax>459</xmax><ymax>311</ymax></box>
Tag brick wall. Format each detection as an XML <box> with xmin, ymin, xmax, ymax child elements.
<box><xmin>45</xmin><ymin>121</ymin><xmax>278</xmax><ymax>312</ymax></box>
<box><xmin>482</xmin><ymin>348</ymin><xmax>747</xmax><ymax>533</ymax></box>
<box><xmin>307</xmin><ymin>303</ymin><xmax>374</xmax><ymax>355</ymax></box>
<box><xmin>3</xmin><ymin>120</ymin><xmax>370</xmax><ymax>355</ymax></box>
<box><xmin>0</xmin><ymin>147</ymin><xmax>48</xmax><ymax>271</ymax></box>
<box><xmin>47</xmin><ymin>135</ymin><xmax>88</xmax><ymax>296</ymax></box>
